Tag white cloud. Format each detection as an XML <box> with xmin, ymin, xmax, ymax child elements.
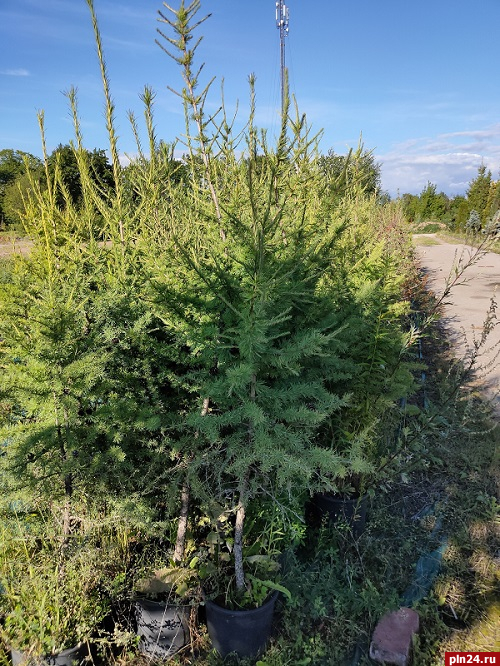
<box><xmin>378</xmin><ymin>124</ymin><xmax>500</xmax><ymax>197</ymax></box>
<box><xmin>103</xmin><ymin>35</ymin><xmax>155</xmax><ymax>53</ymax></box>
<box><xmin>119</xmin><ymin>153</ymin><xmax>133</xmax><ymax>167</ymax></box>
<box><xmin>441</xmin><ymin>127</ymin><xmax>500</xmax><ymax>140</ymax></box>
<box><xmin>1</xmin><ymin>68</ymin><xmax>30</xmax><ymax>77</ymax></box>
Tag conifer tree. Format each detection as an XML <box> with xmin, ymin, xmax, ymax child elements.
<box><xmin>150</xmin><ymin>0</ymin><xmax>416</xmax><ymax>596</ymax></box>
<box><xmin>0</xmin><ymin>61</ymin><xmax>189</xmax><ymax>537</ymax></box>
<box><xmin>0</xmin><ymin>0</ymin><xmax>418</xmax><ymax>590</ymax></box>
<box><xmin>466</xmin><ymin>209</ymin><xmax>481</xmax><ymax>234</ymax></box>
<box><xmin>0</xmin><ymin>196</ymin><xmax>110</xmax><ymax>532</ymax></box>
<box><xmin>467</xmin><ymin>164</ymin><xmax>492</xmax><ymax>225</ymax></box>
<box><xmin>485</xmin><ymin>180</ymin><xmax>500</xmax><ymax>220</ymax></box>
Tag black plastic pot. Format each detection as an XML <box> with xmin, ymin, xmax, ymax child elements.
<box><xmin>11</xmin><ymin>644</ymin><xmax>83</xmax><ymax>666</ymax></box>
<box><xmin>134</xmin><ymin>598</ymin><xmax>189</xmax><ymax>660</ymax></box>
<box><xmin>313</xmin><ymin>493</ymin><xmax>368</xmax><ymax>537</ymax></box>
<box><xmin>205</xmin><ymin>589</ymin><xmax>279</xmax><ymax>658</ymax></box>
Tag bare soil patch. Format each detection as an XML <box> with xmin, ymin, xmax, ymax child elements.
<box><xmin>0</xmin><ymin>237</ymin><xmax>32</xmax><ymax>258</ymax></box>
<box><xmin>416</xmin><ymin>237</ymin><xmax>500</xmax><ymax>411</ymax></box>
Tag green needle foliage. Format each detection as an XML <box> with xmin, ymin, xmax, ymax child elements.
<box><xmin>0</xmin><ymin>2</ymin><xmax>496</xmax><ymax>662</ymax></box>
<box><xmin>145</xmin><ymin>0</ymin><xmax>417</xmax><ymax>597</ymax></box>
<box><xmin>0</xmin><ymin>0</ymin><xmax>417</xmax><ymax>627</ymax></box>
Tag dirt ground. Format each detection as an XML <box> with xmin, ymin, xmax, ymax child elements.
<box><xmin>0</xmin><ymin>237</ymin><xmax>32</xmax><ymax>258</ymax></box>
<box><xmin>415</xmin><ymin>234</ymin><xmax>500</xmax><ymax>411</ymax></box>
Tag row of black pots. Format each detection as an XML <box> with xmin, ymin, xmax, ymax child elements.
<box><xmin>8</xmin><ymin>595</ymin><xmax>277</xmax><ymax>665</ymax></box>
<box><xmin>10</xmin><ymin>493</ymin><xmax>368</xmax><ymax>665</ymax></box>
<box><xmin>134</xmin><ymin>493</ymin><xmax>368</xmax><ymax>661</ymax></box>
<box><xmin>134</xmin><ymin>590</ymin><xmax>280</xmax><ymax>660</ymax></box>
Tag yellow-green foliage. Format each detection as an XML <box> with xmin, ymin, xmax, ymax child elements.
<box><xmin>0</xmin><ymin>0</ymin><xmax>418</xmax><ymax>618</ymax></box>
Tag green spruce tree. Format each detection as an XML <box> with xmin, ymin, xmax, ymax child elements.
<box><xmin>467</xmin><ymin>164</ymin><xmax>492</xmax><ymax>225</ymax></box>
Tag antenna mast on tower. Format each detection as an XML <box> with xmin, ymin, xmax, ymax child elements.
<box><xmin>276</xmin><ymin>0</ymin><xmax>289</xmax><ymax>117</ymax></box>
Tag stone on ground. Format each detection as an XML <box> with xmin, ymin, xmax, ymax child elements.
<box><xmin>369</xmin><ymin>607</ymin><xmax>420</xmax><ymax>666</ymax></box>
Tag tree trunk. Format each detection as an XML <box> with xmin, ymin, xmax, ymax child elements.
<box><xmin>234</xmin><ymin>376</ymin><xmax>255</xmax><ymax>591</ymax></box>
<box><xmin>173</xmin><ymin>397</ymin><xmax>210</xmax><ymax>563</ymax></box>
<box><xmin>173</xmin><ymin>480</ymin><xmax>190</xmax><ymax>564</ymax></box>
<box><xmin>62</xmin><ymin>473</ymin><xmax>73</xmax><ymax>537</ymax></box>
<box><xmin>234</xmin><ymin>480</ymin><xmax>247</xmax><ymax>592</ymax></box>
<box><xmin>55</xmin><ymin>396</ymin><xmax>73</xmax><ymax>537</ymax></box>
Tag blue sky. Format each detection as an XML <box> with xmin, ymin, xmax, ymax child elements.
<box><xmin>1</xmin><ymin>0</ymin><xmax>499</xmax><ymax>197</ymax></box>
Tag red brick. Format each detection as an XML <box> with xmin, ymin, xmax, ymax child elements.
<box><xmin>369</xmin><ymin>607</ymin><xmax>420</xmax><ymax>666</ymax></box>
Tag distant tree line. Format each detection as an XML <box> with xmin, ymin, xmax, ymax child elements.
<box><xmin>400</xmin><ymin>164</ymin><xmax>500</xmax><ymax>235</ymax></box>
<box><xmin>0</xmin><ymin>143</ymin><xmax>383</xmax><ymax>232</ymax></box>
<box><xmin>0</xmin><ymin>146</ymin><xmax>114</xmax><ymax>230</ymax></box>
<box><xmin>7</xmin><ymin>143</ymin><xmax>498</xmax><ymax>238</ymax></box>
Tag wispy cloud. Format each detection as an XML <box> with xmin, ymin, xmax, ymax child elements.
<box><xmin>99</xmin><ymin>3</ymin><xmax>157</xmax><ymax>25</ymax></box>
<box><xmin>1</xmin><ymin>68</ymin><xmax>30</xmax><ymax>77</ymax></box>
<box><xmin>378</xmin><ymin>124</ymin><xmax>500</xmax><ymax>196</ymax></box>
<box><xmin>442</xmin><ymin>127</ymin><xmax>500</xmax><ymax>140</ymax></box>
<box><xmin>102</xmin><ymin>34</ymin><xmax>156</xmax><ymax>53</ymax></box>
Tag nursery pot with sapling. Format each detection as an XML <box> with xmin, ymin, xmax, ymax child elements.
<box><xmin>153</xmin><ymin>0</ymin><xmax>360</xmax><ymax>658</ymax></box>
<box><xmin>10</xmin><ymin>644</ymin><xmax>85</xmax><ymax>666</ymax></box>
<box><xmin>313</xmin><ymin>491</ymin><xmax>368</xmax><ymax>538</ymax></box>
<box><xmin>205</xmin><ymin>589</ymin><xmax>280</xmax><ymax>659</ymax></box>
<box><xmin>311</xmin><ymin>472</ymin><xmax>369</xmax><ymax>537</ymax></box>
<box><xmin>133</xmin><ymin>564</ymin><xmax>196</xmax><ymax>659</ymax></box>
<box><xmin>199</xmin><ymin>500</ymin><xmax>292</xmax><ymax>658</ymax></box>
<box><xmin>0</xmin><ymin>534</ymin><xmax>108</xmax><ymax>666</ymax></box>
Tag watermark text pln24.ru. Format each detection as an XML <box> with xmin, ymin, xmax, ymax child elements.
<box><xmin>446</xmin><ymin>653</ymin><xmax>500</xmax><ymax>665</ymax></box>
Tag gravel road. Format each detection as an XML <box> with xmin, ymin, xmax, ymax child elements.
<box><xmin>415</xmin><ymin>234</ymin><xmax>500</xmax><ymax>410</ymax></box>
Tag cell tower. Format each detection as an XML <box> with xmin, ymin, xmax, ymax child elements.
<box><xmin>276</xmin><ymin>0</ymin><xmax>289</xmax><ymax>116</ymax></box>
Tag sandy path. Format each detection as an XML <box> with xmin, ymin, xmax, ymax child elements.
<box><xmin>0</xmin><ymin>238</ymin><xmax>33</xmax><ymax>258</ymax></box>
<box><xmin>415</xmin><ymin>234</ymin><xmax>500</xmax><ymax>410</ymax></box>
